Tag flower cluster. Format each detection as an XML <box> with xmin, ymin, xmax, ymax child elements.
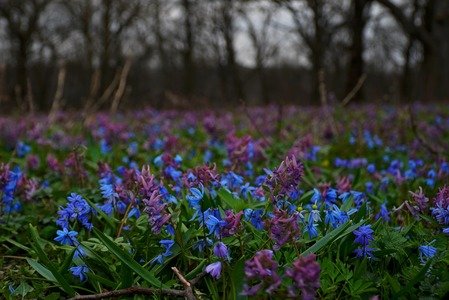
<box><xmin>353</xmin><ymin>225</ymin><xmax>375</xmax><ymax>258</ymax></box>
<box><xmin>56</xmin><ymin>193</ymin><xmax>93</xmax><ymax>230</ymax></box>
<box><xmin>265</xmin><ymin>155</ymin><xmax>304</xmax><ymax>199</ymax></box>
<box><xmin>143</xmin><ymin>190</ymin><xmax>171</xmax><ymax>234</ymax></box>
<box><xmin>286</xmin><ymin>254</ymin><xmax>321</xmax><ymax>299</ymax></box>
<box><xmin>242</xmin><ymin>250</ymin><xmax>281</xmax><ymax>296</ymax></box>
<box><xmin>1</xmin><ymin>164</ymin><xmax>22</xmax><ymax>214</ymax></box>
<box><xmin>266</xmin><ymin>209</ymin><xmax>300</xmax><ymax>250</ymax></box>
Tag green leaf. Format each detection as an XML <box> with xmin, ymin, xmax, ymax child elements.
<box><xmin>117</xmin><ymin>264</ymin><xmax>134</xmax><ymax>289</ymax></box>
<box><xmin>397</xmin><ymin>260</ymin><xmax>432</xmax><ymax>297</ymax></box>
<box><xmin>93</xmin><ymin>228</ymin><xmax>166</xmax><ymax>288</ymax></box>
<box><xmin>217</xmin><ymin>188</ymin><xmax>246</xmax><ymax>211</ymax></box>
<box><xmin>185</xmin><ymin>260</ymin><xmax>208</xmax><ymax>280</ymax></box>
<box><xmin>26</xmin><ymin>258</ymin><xmax>57</xmax><ymax>282</ymax></box>
<box><xmin>229</xmin><ymin>259</ymin><xmax>246</xmax><ymax>300</ymax></box>
<box><xmin>5</xmin><ymin>238</ymin><xmax>31</xmax><ymax>251</ymax></box>
<box><xmin>13</xmin><ymin>281</ymin><xmax>34</xmax><ymax>297</ymax></box>
<box><xmin>88</xmin><ymin>272</ymin><xmax>117</xmax><ymax>289</ymax></box>
<box><xmin>28</xmin><ymin>224</ymin><xmax>76</xmax><ymax>296</ymax></box>
<box><xmin>58</xmin><ymin>248</ymin><xmax>75</xmax><ymax>274</ymax></box>
<box><xmin>302</xmin><ymin>220</ymin><xmax>363</xmax><ymax>256</ymax></box>
<box><xmin>302</xmin><ymin>162</ymin><xmax>318</xmax><ymax>186</ymax></box>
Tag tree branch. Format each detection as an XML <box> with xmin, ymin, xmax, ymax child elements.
<box><xmin>69</xmin><ymin>267</ymin><xmax>207</xmax><ymax>300</ymax></box>
<box><xmin>68</xmin><ymin>287</ymin><xmax>185</xmax><ymax>300</ymax></box>
<box><xmin>375</xmin><ymin>0</ymin><xmax>435</xmax><ymax>51</ymax></box>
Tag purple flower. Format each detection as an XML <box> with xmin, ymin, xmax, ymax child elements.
<box><xmin>409</xmin><ymin>187</ymin><xmax>429</xmax><ymax>213</ymax></box>
<box><xmin>183</xmin><ymin>164</ymin><xmax>219</xmax><ymax>188</ymax></box>
<box><xmin>221</xmin><ymin>210</ymin><xmax>243</xmax><ymax>237</ymax></box>
<box><xmin>205</xmin><ymin>261</ymin><xmax>222</xmax><ymax>279</ymax></box>
<box><xmin>285</xmin><ymin>254</ymin><xmax>320</xmax><ymax>300</ymax></box>
<box><xmin>266</xmin><ymin>155</ymin><xmax>304</xmax><ymax>199</ymax></box>
<box><xmin>137</xmin><ymin>165</ymin><xmax>160</xmax><ymax>198</ymax></box>
<box><xmin>143</xmin><ymin>190</ymin><xmax>171</xmax><ymax>234</ymax></box>
<box><xmin>266</xmin><ymin>209</ymin><xmax>300</xmax><ymax>250</ymax></box>
<box><xmin>213</xmin><ymin>242</ymin><xmax>230</xmax><ymax>260</ymax></box>
<box><xmin>431</xmin><ymin>187</ymin><xmax>449</xmax><ymax>226</ymax></box>
<box><xmin>242</xmin><ymin>250</ymin><xmax>281</xmax><ymax>296</ymax></box>
<box><xmin>225</xmin><ymin>134</ymin><xmax>257</xmax><ymax>169</ymax></box>
<box><xmin>433</xmin><ymin>186</ymin><xmax>449</xmax><ymax>208</ymax></box>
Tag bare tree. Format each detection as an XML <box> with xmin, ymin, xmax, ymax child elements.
<box><xmin>63</xmin><ymin>0</ymin><xmax>141</xmax><ymax>111</ymax></box>
<box><xmin>240</xmin><ymin>2</ymin><xmax>278</xmax><ymax>104</ymax></box>
<box><xmin>212</xmin><ymin>0</ymin><xmax>245</xmax><ymax>103</ymax></box>
<box><xmin>345</xmin><ymin>0</ymin><xmax>371</xmax><ymax>102</ymax></box>
<box><xmin>181</xmin><ymin>0</ymin><xmax>195</xmax><ymax>100</ymax></box>
<box><xmin>0</xmin><ymin>0</ymin><xmax>51</xmax><ymax>111</ymax></box>
<box><xmin>375</xmin><ymin>0</ymin><xmax>449</xmax><ymax>100</ymax></box>
<box><xmin>275</xmin><ymin>0</ymin><xmax>344</xmax><ymax>103</ymax></box>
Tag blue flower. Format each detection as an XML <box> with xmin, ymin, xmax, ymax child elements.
<box><xmin>205</xmin><ymin>214</ymin><xmax>226</xmax><ymax>237</ymax></box>
<box><xmin>375</xmin><ymin>203</ymin><xmax>390</xmax><ymax>222</ymax></box>
<box><xmin>244</xmin><ymin>209</ymin><xmax>264</xmax><ymax>230</ymax></box>
<box><xmin>160</xmin><ymin>239</ymin><xmax>175</xmax><ymax>256</ymax></box>
<box><xmin>205</xmin><ymin>261</ymin><xmax>222</xmax><ymax>279</ymax></box>
<box><xmin>310</xmin><ymin>188</ymin><xmax>321</xmax><ymax>203</ymax></box>
<box><xmin>365</xmin><ymin>182</ymin><xmax>374</xmax><ymax>194</ymax></box>
<box><xmin>240</xmin><ymin>183</ymin><xmax>256</xmax><ymax>199</ymax></box>
<box><xmin>354</xmin><ymin>246</ymin><xmax>375</xmax><ymax>258</ymax></box>
<box><xmin>153</xmin><ymin>155</ymin><xmax>163</xmax><ymax>167</ymax></box>
<box><xmin>325</xmin><ymin>188</ymin><xmax>338</xmax><ymax>204</ymax></box>
<box><xmin>431</xmin><ymin>203</ymin><xmax>449</xmax><ymax>225</ymax></box>
<box><xmin>165</xmin><ymin>166</ymin><xmax>182</xmax><ymax>182</ymax></box>
<box><xmin>54</xmin><ymin>228</ymin><xmax>78</xmax><ymax>246</ymax></box>
<box><xmin>152</xmin><ymin>240</ymin><xmax>175</xmax><ymax>264</ymax></box>
<box><xmin>367</xmin><ymin>164</ymin><xmax>376</xmax><ymax>174</ymax></box>
<box><xmin>193</xmin><ymin>238</ymin><xmax>213</xmax><ymax>253</ymax></box>
<box><xmin>174</xmin><ymin>154</ymin><xmax>183</xmax><ymax>164</ymax></box>
<box><xmin>354</xmin><ymin>225</ymin><xmax>374</xmax><ymax>245</ymax></box>
<box><xmin>100</xmin><ymin>139</ymin><xmax>111</xmax><ymax>154</ymax></box>
<box><xmin>99</xmin><ymin>202</ymin><xmax>114</xmax><ymax>216</ymax></box>
<box><xmin>353</xmin><ymin>225</ymin><xmax>375</xmax><ymax>258</ymax></box>
<box><xmin>1</xmin><ymin>166</ymin><xmax>22</xmax><ymax>214</ymax></box>
<box><xmin>99</xmin><ymin>179</ymin><xmax>117</xmax><ymax>201</ymax></box>
<box><xmin>128</xmin><ymin>207</ymin><xmax>141</xmax><ymax>219</ymax></box>
<box><xmin>127</xmin><ymin>142</ymin><xmax>138</xmax><ymax>156</ymax></box>
<box><xmin>306</xmin><ymin>221</ymin><xmax>319</xmax><ymax>239</ymax></box>
<box><xmin>419</xmin><ymin>244</ymin><xmax>437</xmax><ymax>264</ymax></box>
<box><xmin>187</xmin><ymin>186</ymin><xmax>204</xmax><ymax>209</ymax></box>
<box><xmin>56</xmin><ymin>193</ymin><xmax>93</xmax><ymax>230</ymax></box>
<box><xmin>70</xmin><ymin>265</ymin><xmax>89</xmax><ymax>281</ymax></box>
<box><xmin>16</xmin><ymin>141</ymin><xmax>31</xmax><ymax>158</ymax></box>
<box><xmin>220</xmin><ymin>172</ymin><xmax>244</xmax><ymax>190</ymax></box>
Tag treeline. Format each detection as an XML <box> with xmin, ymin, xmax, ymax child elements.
<box><xmin>0</xmin><ymin>0</ymin><xmax>448</xmax><ymax>112</ymax></box>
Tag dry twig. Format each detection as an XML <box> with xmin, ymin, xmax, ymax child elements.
<box><xmin>68</xmin><ymin>267</ymin><xmax>207</xmax><ymax>300</ymax></box>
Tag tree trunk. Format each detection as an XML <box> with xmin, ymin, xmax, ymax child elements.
<box><xmin>222</xmin><ymin>0</ymin><xmax>245</xmax><ymax>102</ymax></box>
<box><xmin>16</xmin><ymin>37</ymin><xmax>29</xmax><ymax>110</ymax></box>
<box><xmin>345</xmin><ymin>0</ymin><xmax>369</xmax><ymax>102</ymax></box>
<box><xmin>310</xmin><ymin>0</ymin><xmax>324</xmax><ymax>104</ymax></box>
<box><xmin>182</xmin><ymin>0</ymin><xmax>195</xmax><ymax>100</ymax></box>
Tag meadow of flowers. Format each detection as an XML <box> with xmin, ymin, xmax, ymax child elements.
<box><xmin>1</xmin><ymin>104</ymin><xmax>449</xmax><ymax>299</ymax></box>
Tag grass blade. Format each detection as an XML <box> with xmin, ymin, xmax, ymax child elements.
<box><xmin>93</xmin><ymin>228</ymin><xmax>166</xmax><ymax>288</ymax></box>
